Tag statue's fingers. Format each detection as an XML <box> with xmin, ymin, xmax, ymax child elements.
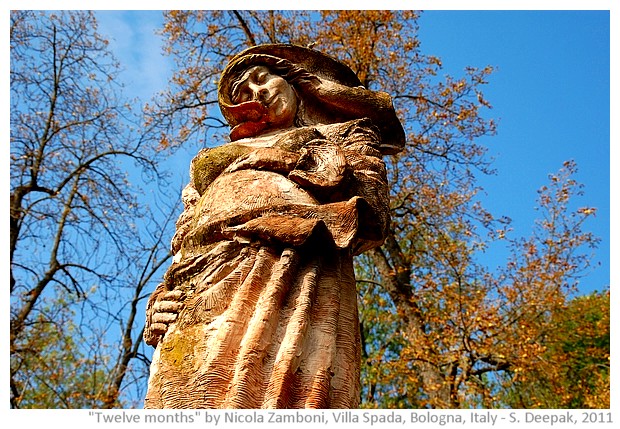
<box><xmin>149</xmin><ymin>323</ymin><xmax>169</xmax><ymax>336</ymax></box>
<box><xmin>154</xmin><ymin>300</ymin><xmax>183</xmax><ymax>313</ymax></box>
<box><xmin>163</xmin><ymin>289</ymin><xmax>184</xmax><ymax>301</ymax></box>
<box><xmin>151</xmin><ymin>312</ymin><xmax>178</xmax><ymax>325</ymax></box>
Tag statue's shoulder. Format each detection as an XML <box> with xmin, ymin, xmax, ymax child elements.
<box><xmin>190</xmin><ymin>144</ymin><xmax>252</xmax><ymax>195</ymax></box>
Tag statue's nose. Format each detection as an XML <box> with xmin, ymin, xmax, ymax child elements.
<box><xmin>252</xmin><ymin>88</ymin><xmax>269</xmax><ymax>101</ymax></box>
<box><xmin>252</xmin><ymin>87</ymin><xmax>269</xmax><ymax>102</ymax></box>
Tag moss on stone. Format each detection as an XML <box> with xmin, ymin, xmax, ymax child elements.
<box><xmin>161</xmin><ymin>326</ymin><xmax>199</xmax><ymax>369</ymax></box>
<box><xmin>192</xmin><ymin>144</ymin><xmax>252</xmax><ymax>195</ymax></box>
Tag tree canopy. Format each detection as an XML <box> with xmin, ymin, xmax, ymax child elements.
<box><xmin>10</xmin><ymin>10</ymin><xmax>176</xmax><ymax>408</ymax></box>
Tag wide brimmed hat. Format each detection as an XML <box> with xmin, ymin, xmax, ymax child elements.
<box><xmin>218</xmin><ymin>44</ymin><xmax>405</xmax><ymax>155</ymax></box>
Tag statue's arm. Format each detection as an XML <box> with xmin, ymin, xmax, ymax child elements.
<box><xmin>288</xmin><ymin>121</ymin><xmax>391</xmax><ymax>252</ymax></box>
<box><xmin>289</xmin><ymin>120</ymin><xmax>389</xmax><ymax>206</ymax></box>
<box><xmin>224</xmin><ymin>146</ymin><xmax>300</xmax><ymax>175</ymax></box>
<box><xmin>144</xmin><ymin>182</ymin><xmax>199</xmax><ymax>347</ymax></box>
<box><xmin>343</xmin><ymin>145</ymin><xmax>391</xmax><ymax>253</ymax></box>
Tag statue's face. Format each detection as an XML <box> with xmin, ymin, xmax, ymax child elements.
<box><xmin>231</xmin><ymin>66</ymin><xmax>298</xmax><ymax>130</ymax></box>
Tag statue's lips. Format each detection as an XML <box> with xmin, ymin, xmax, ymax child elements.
<box><xmin>228</xmin><ymin>100</ymin><xmax>269</xmax><ymax>141</ymax></box>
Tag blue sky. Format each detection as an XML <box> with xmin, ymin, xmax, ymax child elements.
<box><xmin>95</xmin><ymin>8</ymin><xmax>612</xmax><ymax>296</ymax></box>
<box><xmin>417</xmin><ymin>10</ymin><xmax>611</xmax><ymax>294</ymax></box>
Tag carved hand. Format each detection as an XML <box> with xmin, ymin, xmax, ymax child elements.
<box><xmin>144</xmin><ymin>289</ymin><xmax>184</xmax><ymax>346</ymax></box>
<box><xmin>295</xmin><ymin>73</ymin><xmax>323</xmax><ymax>96</ymax></box>
<box><xmin>289</xmin><ymin>142</ymin><xmax>349</xmax><ymax>192</ymax></box>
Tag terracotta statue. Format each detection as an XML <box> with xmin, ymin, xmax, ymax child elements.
<box><xmin>143</xmin><ymin>44</ymin><xmax>405</xmax><ymax>409</ymax></box>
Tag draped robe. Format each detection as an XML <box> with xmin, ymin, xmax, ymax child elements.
<box><xmin>144</xmin><ymin>119</ymin><xmax>390</xmax><ymax>409</ymax></box>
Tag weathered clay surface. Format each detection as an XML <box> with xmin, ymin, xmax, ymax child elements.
<box><xmin>143</xmin><ymin>44</ymin><xmax>404</xmax><ymax>409</ymax></box>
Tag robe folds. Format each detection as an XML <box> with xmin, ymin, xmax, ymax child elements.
<box><xmin>144</xmin><ymin>119</ymin><xmax>390</xmax><ymax>409</ymax></box>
